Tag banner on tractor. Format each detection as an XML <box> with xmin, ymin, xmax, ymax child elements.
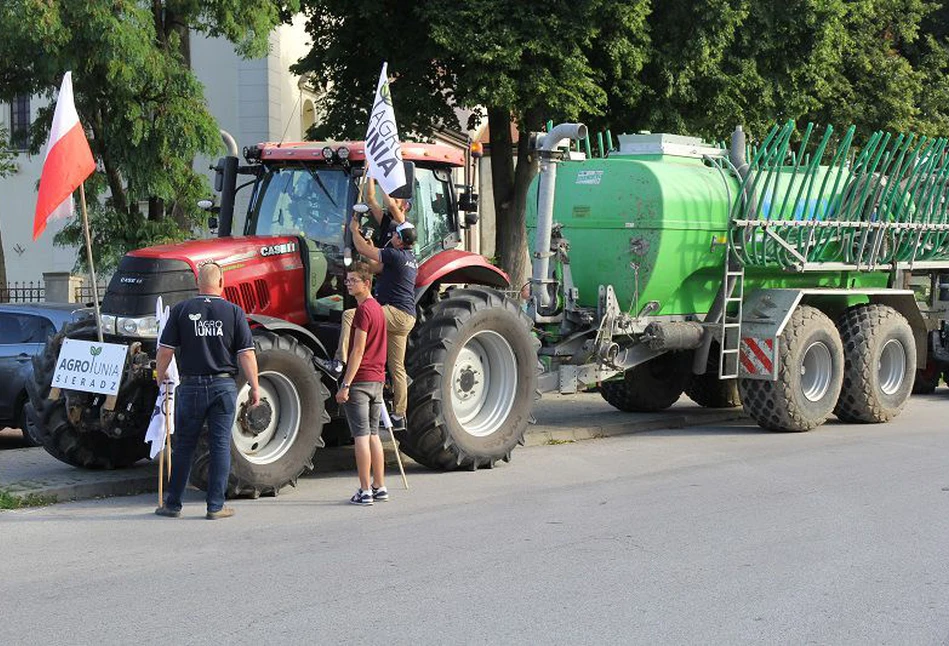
<box><xmin>365</xmin><ymin>62</ymin><xmax>406</xmax><ymax>195</ymax></box>
<box><xmin>51</xmin><ymin>338</ymin><xmax>128</xmax><ymax>396</ymax></box>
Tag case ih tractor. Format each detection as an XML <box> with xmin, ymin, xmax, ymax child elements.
<box><xmin>28</xmin><ymin>136</ymin><xmax>538</xmax><ymax>496</ymax></box>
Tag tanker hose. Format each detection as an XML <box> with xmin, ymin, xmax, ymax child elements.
<box><xmin>642</xmin><ymin>321</ymin><xmax>706</xmax><ymax>351</ymax></box>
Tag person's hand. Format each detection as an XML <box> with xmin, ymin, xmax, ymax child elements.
<box><xmin>248</xmin><ymin>385</ymin><xmax>261</xmax><ymax>407</ymax></box>
<box><xmin>349</xmin><ymin>216</ymin><xmax>362</xmax><ymax>235</ymax></box>
<box><xmin>335</xmin><ymin>385</ymin><xmax>350</xmax><ymax>404</ymax></box>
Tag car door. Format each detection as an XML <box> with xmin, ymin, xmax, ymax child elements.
<box><xmin>0</xmin><ymin>313</ymin><xmax>54</xmax><ymax>422</ymax></box>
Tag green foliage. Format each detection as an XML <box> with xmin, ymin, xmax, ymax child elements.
<box><xmin>0</xmin><ymin>487</ymin><xmax>56</xmax><ymax>510</ymax></box>
<box><xmin>0</xmin><ymin>1</ymin><xmax>297</xmax><ymax>269</ymax></box>
<box><xmin>0</xmin><ymin>125</ymin><xmax>16</xmax><ymax>178</ymax></box>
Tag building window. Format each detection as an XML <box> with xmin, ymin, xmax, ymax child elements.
<box><xmin>10</xmin><ymin>95</ymin><xmax>30</xmax><ymax>150</ymax></box>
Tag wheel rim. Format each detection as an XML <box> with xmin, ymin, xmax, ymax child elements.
<box><xmin>232</xmin><ymin>370</ymin><xmax>301</xmax><ymax>464</ymax></box>
<box><xmin>449</xmin><ymin>330</ymin><xmax>518</xmax><ymax>438</ymax></box>
<box><xmin>878</xmin><ymin>338</ymin><xmax>907</xmax><ymax>396</ymax></box>
<box><xmin>800</xmin><ymin>341</ymin><xmax>833</xmax><ymax>402</ymax></box>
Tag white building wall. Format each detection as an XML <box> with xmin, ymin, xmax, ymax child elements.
<box><xmin>0</xmin><ymin>16</ymin><xmax>314</xmax><ymax>284</ymax></box>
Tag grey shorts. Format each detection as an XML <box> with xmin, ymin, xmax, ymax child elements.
<box><xmin>342</xmin><ymin>382</ymin><xmax>384</xmax><ymax>438</ymax></box>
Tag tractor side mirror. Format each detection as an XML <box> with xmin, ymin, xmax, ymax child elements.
<box><xmin>459</xmin><ymin>191</ymin><xmax>478</xmax><ymax>213</ymax></box>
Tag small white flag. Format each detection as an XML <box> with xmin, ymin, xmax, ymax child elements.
<box><xmin>364</xmin><ymin>62</ymin><xmax>406</xmax><ymax>195</ymax></box>
<box><xmin>144</xmin><ymin>296</ymin><xmax>179</xmax><ymax>459</ymax></box>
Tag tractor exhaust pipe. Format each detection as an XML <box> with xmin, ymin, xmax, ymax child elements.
<box><xmin>531</xmin><ymin>123</ymin><xmax>588</xmax><ymax>311</ymax></box>
<box><xmin>216</xmin><ymin>129</ymin><xmax>240</xmax><ymax>238</ymax></box>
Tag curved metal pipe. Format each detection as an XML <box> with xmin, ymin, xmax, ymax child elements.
<box><xmin>221</xmin><ymin>129</ymin><xmax>239</xmax><ymax>157</ymax></box>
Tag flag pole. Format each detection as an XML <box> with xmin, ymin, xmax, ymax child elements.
<box><xmin>78</xmin><ymin>183</ymin><xmax>104</xmax><ymax>343</ymax></box>
<box><xmin>163</xmin><ymin>385</ymin><xmax>172</xmax><ymax>477</ymax></box>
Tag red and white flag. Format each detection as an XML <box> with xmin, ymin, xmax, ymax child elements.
<box><xmin>33</xmin><ymin>71</ymin><xmax>96</xmax><ymax>240</ymax></box>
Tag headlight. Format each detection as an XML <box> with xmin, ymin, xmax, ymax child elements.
<box><xmin>99</xmin><ymin>314</ymin><xmax>117</xmax><ymax>335</ymax></box>
<box><xmin>336</xmin><ymin>146</ymin><xmax>350</xmax><ymax>161</ymax></box>
<box><xmin>116</xmin><ymin>315</ymin><xmax>159</xmax><ymax>338</ymax></box>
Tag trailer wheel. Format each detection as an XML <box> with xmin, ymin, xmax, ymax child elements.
<box><xmin>739</xmin><ymin>306</ymin><xmax>843</xmax><ymax>432</ymax></box>
<box><xmin>834</xmin><ymin>304</ymin><xmax>915</xmax><ymax>423</ymax></box>
<box><xmin>27</xmin><ymin>321</ymin><xmax>148</xmax><ymax>468</ymax></box>
<box><xmin>190</xmin><ymin>331</ymin><xmax>330</xmax><ymax>497</ymax></box>
<box><xmin>405</xmin><ymin>287</ymin><xmax>538</xmax><ymax>470</ymax></box>
<box><xmin>685</xmin><ymin>343</ymin><xmax>741</xmax><ymax>408</ymax></box>
<box><xmin>600</xmin><ymin>352</ymin><xmax>691</xmax><ymax>412</ymax></box>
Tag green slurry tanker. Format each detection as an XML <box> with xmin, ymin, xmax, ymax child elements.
<box><xmin>528</xmin><ymin>121</ymin><xmax>949</xmax><ymax>431</ymax></box>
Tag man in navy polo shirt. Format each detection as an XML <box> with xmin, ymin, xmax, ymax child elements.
<box><xmin>154</xmin><ymin>262</ymin><xmax>260</xmax><ymax>520</ymax></box>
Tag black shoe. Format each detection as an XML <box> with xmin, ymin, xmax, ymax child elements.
<box><xmin>155</xmin><ymin>506</ymin><xmax>181</xmax><ymax>518</ymax></box>
<box><xmin>314</xmin><ymin>357</ymin><xmax>344</xmax><ymax>379</ymax></box>
<box><xmin>390</xmin><ymin>415</ymin><xmax>406</xmax><ymax>432</ymax></box>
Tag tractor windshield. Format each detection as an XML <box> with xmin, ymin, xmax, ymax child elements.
<box><xmin>246</xmin><ymin>164</ymin><xmax>351</xmax><ymax>251</ymax></box>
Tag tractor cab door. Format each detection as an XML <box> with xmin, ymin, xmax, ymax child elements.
<box><xmin>411</xmin><ymin>166</ymin><xmax>461</xmax><ymax>261</ymax></box>
<box><xmin>246</xmin><ymin>163</ymin><xmax>351</xmax><ymax>320</ymax></box>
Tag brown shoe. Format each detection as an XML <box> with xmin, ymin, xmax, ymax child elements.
<box><xmin>206</xmin><ymin>506</ymin><xmax>235</xmax><ymax>520</ymax></box>
<box><xmin>155</xmin><ymin>506</ymin><xmax>181</xmax><ymax>518</ymax></box>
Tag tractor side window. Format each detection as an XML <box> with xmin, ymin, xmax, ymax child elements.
<box><xmin>250</xmin><ymin>166</ymin><xmax>348</xmax><ymax>255</ymax></box>
<box><xmin>411</xmin><ymin>167</ymin><xmax>457</xmax><ymax>258</ymax></box>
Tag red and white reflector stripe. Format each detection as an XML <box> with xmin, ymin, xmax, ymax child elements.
<box><xmin>740</xmin><ymin>337</ymin><xmax>775</xmax><ymax>376</ymax></box>
<box><xmin>33</xmin><ymin>71</ymin><xmax>96</xmax><ymax>240</ymax></box>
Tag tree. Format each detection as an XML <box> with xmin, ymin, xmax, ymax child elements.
<box><xmin>0</xmin><ymin>125</ymin><xmax>19</xmax><ymax>294</ymax></box>
<box><xmin>294</xmin><ymin>0</ymin><xmax>649</xmax><ymax>288</ymax></box>
<box><xmin>0</xmin><ymin>1</ymin><xmax>298</xmax><ymax>273</ymax></box>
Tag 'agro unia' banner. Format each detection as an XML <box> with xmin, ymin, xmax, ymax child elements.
<box><xmin>365</xmin><ymin>62</ymin><xmax>406</xmax><ymax>195</ymax></box>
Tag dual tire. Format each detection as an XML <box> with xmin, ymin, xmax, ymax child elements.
<box><xmin>740</xmin><ymin>304</ymin><xmax>915</xmax><ymax>431</ymax></box>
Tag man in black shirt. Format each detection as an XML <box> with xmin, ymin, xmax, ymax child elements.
<box><xmin>154</xmin><ymin>262</ymin><xmax>259</xmax><ymax>520</ymax></box>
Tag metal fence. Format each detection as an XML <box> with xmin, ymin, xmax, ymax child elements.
<box><xmin>0</xmin><ymin>281</ymin><xmax>45</xmax><ymax>303</ymax></box>
<box><xmin>74</xmin><ymin>282</ymin><xmax>108</xmax><ymax>304</ymax></box>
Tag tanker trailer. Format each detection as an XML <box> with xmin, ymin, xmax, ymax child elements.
<box><xmin>527</xmin><ymin>121</ymin><xmax>949</xmax><ymax>432</ymax></box>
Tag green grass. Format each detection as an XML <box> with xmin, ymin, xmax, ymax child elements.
<box><xmin>0</xmin><ymin>488</ymin><xmax>56</xmax><ymax>510</ymax></box>
<box><xmin>545</xmin><ymin>438</ymin><xmax>576</xmax><ymax>445</ymax></box>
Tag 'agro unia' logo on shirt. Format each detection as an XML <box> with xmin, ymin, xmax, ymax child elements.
<box><xmin>189</xmin><ymin>313</ymin><xmax>224</xmax><ymax>337</ymax></box>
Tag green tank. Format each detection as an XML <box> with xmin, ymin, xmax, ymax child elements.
<box><xmin>525</xmin><ymin>126</ymin><xmax>917</xmax><ymax>317</ymax></box>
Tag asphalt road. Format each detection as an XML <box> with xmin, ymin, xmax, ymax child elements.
<box><xmin>3</xmin><ymin>395</ymin><xmax>949</xmax><ymax>644</ymax></box>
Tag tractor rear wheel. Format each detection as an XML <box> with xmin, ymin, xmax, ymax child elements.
<box><xmin>404</xmin><ymin>287</ymin><xmax>538</xmax><ymax>470</ymax></box>
<box><xmin>190</xmin><ymin>331</ymin><xmax>329</xmax><ymax>497</ymax></box>
<box><xmin>27</xmin><ymin>321</ymin><xmax>148</xmax><ymax>468</ymax></box>
<box><xmin>739</xmin><ymin>306</ymin><xmax>843</xmax><ymax>432</ymax></box>
<box><xmin>600</xmin><ymin>352</ymin><xmax>691</xmax><ymax>412</ymax></box>
<box><xmin>834</xmin><ymin>304</ymin><xmax>915</xmax><ymax>423</ymax></box>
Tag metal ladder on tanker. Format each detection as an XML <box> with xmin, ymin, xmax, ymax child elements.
<box><xmin>718</xmin><ymin>248</ymin><xmax>745</xmax><ymax>379</ymax></box>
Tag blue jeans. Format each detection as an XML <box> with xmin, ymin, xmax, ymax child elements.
<box><xmin>164</xmin><ymin>376</ymin><xmax>237</xmax><ymax>513</ymax></box>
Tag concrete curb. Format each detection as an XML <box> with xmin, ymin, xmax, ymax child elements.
<box><xmin>1</xmin><ymin>407</ymin><xmax>747</xmax><ymax>505</ymax></box>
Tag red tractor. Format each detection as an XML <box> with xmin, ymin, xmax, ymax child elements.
<box><xmin>27</xmin><ymin>136</ymin><xmax>538</xmax><ymax>496</ymax></box>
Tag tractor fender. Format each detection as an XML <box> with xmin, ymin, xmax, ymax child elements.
<box><xmin>247</xmin><ymin>314</ymin><xmax>330</xmax><ymax>359</ymax></box>
<box><xmin>414</xmin><ymin>249</ymin><xmax>510</xmax><ymax>304</ymax></box>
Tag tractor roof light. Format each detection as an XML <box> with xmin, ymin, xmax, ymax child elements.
<box><xmin>321</xmin><ymin>146</ymin><xmax>336</xmax><ymax>162</ymax></box>
<box><xmin>470</xmin><ymin>141</ymin><xmax>484</xmax><ymax>159</ymax></box>
<box><xmin>336</xmin><ymin>146</ymin><xmax>350</xmax><ymax>161</ymax></box>
<box><xmin>243</xmin><ymin>145</ymin><xmax>262</xmax><ymax>163</ymax></box>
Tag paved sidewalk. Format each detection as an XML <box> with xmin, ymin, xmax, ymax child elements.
<box><xmin>0</xmin><ymin>394</ymin><xmax>745</xmax><ymax>504</ymax></box>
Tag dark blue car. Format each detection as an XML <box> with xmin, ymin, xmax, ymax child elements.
<box><xmin>0</xmin><ymin>303</ymin><xmax>93</xmax><ymax>445</ymax></box>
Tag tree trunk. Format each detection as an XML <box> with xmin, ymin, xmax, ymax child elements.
<box><xmin>489</xmin><ymin>106</ymin><xmax>540</xmax><ymax>292</ymax></box>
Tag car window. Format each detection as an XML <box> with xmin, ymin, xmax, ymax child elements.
<box><xmin>0</xmin><ymin>313</ymin><xmax>55</xmax><ymax>345</ymax></box>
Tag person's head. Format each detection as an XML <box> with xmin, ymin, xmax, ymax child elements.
<box><xmin>198</xmin><ymin>261</ymin><xmax>224</xmax><ymax>295</ymax></box>
<box><xmin>391</xmin><ymin>221</ymin><xmax>417</xmax><ymax>249</ymax></box>
<box><xmin>345</xmin><ymin>262</ymin><xmax>373</xmax><ymax>298</ymax></box>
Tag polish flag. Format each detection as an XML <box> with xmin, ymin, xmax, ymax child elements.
<box><xmin>33</xmin><ymin>71</ymin><xmax>96</xmax><ymax>240</ymax></box>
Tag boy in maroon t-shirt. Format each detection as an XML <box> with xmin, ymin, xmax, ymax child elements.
<box><xmin>335</xmin><ymin>262</ymin><xmax>389</xmax><ymax>505</ymax></box>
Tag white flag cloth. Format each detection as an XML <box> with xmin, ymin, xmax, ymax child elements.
<box><xmin>364</xmin><ymin>62</ymin><xmax>406</xmax><ymax>195</ymax></box>
<box><xmin>144</xmin><ymin>296</ymin><xmax>179</xmax><ymax>459</ymax></box>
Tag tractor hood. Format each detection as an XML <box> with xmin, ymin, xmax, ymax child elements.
<box><xmin>102</xmin><ymin>235</ymin><xmax>307</xmax><ymax>324</ymax></box>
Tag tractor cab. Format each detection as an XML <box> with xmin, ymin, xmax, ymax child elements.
<box><xmin>236</xmin><ymin>141</ymin><xmax>467</xmax><ymax>324</ymax></box>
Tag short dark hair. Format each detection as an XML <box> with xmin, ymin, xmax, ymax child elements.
<box><xmin>347</xmin><ymin>262</ymin><xmax>373</xmax><ymax>284</ymax></box>
<box><xmin>397</xmin><ymin>226</ymin><xmax>417</xmax><ymax>246</ymax></box>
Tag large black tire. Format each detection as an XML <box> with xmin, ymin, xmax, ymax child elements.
<box><xmin>600</xmin><ymin>352</ymin><xmax>691</xmax><ymax>412</ymax></box>
<box><xmin>834</xmin><ymin>304</ymin><xmax>916</xmax><ymax>423</ymax></box>
<box><xmin>27</xmin><ymin>321</ymin><xmax>148</xmax><ymax>468</ymax></box>
<box><xmin>685</xmin><ymin>343</ymin><xmax>741</xmax><ymax>408</ymax></box>
<box><xmin>190</xmin><ymin>331</ymin><xmax>329</xmax><ymax>498</ymax></box>
<box><xmin>404</xmin><ymin>287</ymin><xmax>538</xmax><ymax>470</ymax></box>
<box><xmin>739</xmin><ymin>305</ymin><xmax>844</xmax><ymax>432</ymax></box>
